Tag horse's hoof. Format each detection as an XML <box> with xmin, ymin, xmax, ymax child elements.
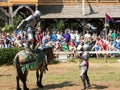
<box><xmin>39</xmin><ymin>84</ymin><xmax>43</xmax><ymax>88</ymax></box>
<box><xmin>24</xmin><ymin>87</ymin><xmax>29</xmax><ymax>90</ymax></box>
<box><xmin>16</xmin><ymin>87</ymin><xmax>21</xmax><ymax>90</ymax></box>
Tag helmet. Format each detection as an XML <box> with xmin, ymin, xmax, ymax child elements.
<box><xmin>82</xmin><ymin>44</ymin><xmax>91</xmax><ymax>51</ymax></box>
<box><xmin>33</xmin><ymin>10</ymin><xmax>42</xmax><ymax>17</ymax></box>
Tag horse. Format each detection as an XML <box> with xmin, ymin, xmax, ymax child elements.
<box><xmin>13</xmin><ymin>47</ymin><xmax>54</xmax><ymax>90</ymax></box>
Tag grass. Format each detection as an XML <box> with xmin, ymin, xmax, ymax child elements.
<box><xmin>0</xmin><ymin>57</ymin><xmax>120</xmax><ymax>90</ymax></box>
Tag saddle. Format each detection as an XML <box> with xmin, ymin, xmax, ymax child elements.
<box><xmin>19</xmin><ymin>49</ymin><xmax>45</xmax><ymax>72</ymax></box>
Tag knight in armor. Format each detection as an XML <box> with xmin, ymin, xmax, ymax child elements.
<box><xmin>17</xmin><ymin>10</ymin><xmax>42</xmax><ymax>49</ymax></box>
<box><xmin>79</xmin><ymin>44</ymin><xmax>91</xmax><ymax>90</ymax></box>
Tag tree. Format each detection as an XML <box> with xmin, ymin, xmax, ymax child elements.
<box><xmin>56</xmin><ymin>20</ymin><xmax>65</xmax><ymax>32</ymax></box>
<box><xmin>1</xmin><ymin>24</ymin><xmax>14</xmax><ymax>32</ymax></box>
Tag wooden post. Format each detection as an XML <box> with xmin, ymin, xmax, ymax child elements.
<box><xmin>82</xmin><ymin>0</ymin><xmax>85</xmax><ymax>16</ymax></box>
<box><xmin>104</xmin><ymin>53</ymin><xmax>107</xmax><ymax>63</ymax></box>
<box><xmin>9</xmin><ymin>6</ymin><xmax>13</xmax><ymax>26</ymax></box>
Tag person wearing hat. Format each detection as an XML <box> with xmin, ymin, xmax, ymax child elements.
<box><xmin>17</xmin><ymin>10</ymin><xmax>42</xmax><ymax>49</ymax></box>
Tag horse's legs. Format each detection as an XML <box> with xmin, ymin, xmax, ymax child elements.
<box><xmin>15</xmin><ymin>56</ymin><xmax>23</xmax><ymax>90</ymax></box>
<box><xmin>21</xmin><ymin>71</ymin><xmax>29</xmax><ymax>90</ymax></box>
<box><xmin>16</xmin><ymin>74</ymin><xmax>21</xmax><ymax>90</ymax></box>
<box><xmin>38</xmin><ymin>71</ymin><xmax>43</xmax><ymax>88</ymax></box>
<box><xmin>36</xmin><ymin>70</ymin><xmax>39</xmax><ymax>86</ymax></box>
<box><xmin>24</xmin><ymin>70</ymin><xmax>28</xmax><ymax>81</ymax></box>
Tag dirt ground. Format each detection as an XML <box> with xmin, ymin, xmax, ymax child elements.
<box><xmin>0</xmin><ymin>61</ymin><xmax>120</xmax><ymax>90</ymax></box>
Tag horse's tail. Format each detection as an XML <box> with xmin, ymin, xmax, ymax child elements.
<box><xmin>14</xmin><ymin>55</ymin><xmax>24</xmax><ymax>78</ymax></box>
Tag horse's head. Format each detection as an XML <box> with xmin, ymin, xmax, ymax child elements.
<box><xmin>42</xmin><ymin>47</ymin><xmax>54</xmax><ymax>64</ymax></box>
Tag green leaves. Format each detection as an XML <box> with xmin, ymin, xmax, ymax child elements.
<box><xmin>0</xmin><ymin>48</ymin><xmax>23</xmax><ymax>66</ymax></box>
<box><xmin>1</xmin><ymin>24</ymin><xmax>14</xmax><ymax>32</ymax></box>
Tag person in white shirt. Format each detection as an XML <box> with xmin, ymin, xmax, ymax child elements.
<box><xmin>70</xmin><ymin>30</ymin><xmax>76</xmax><ymax>43</ymax></box>
<box><xmin>84</xmin><ymin>31</ymin><xmax>91</xmax><ymax>42</ymax></box>
<box><xmin>75</xmin><ymin>30</ymin><xmax>80</xmax><ymax>46</ymax></box>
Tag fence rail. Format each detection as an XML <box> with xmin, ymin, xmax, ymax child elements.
<box><xmin>54</xmin><ymin>51</ymin><xmax>120</xmax><ymax>63</ymax></box>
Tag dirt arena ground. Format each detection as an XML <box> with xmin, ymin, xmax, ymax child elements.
<box><xmin>0</xmin><ymin>60</ymin><xmax>120</xmax><ymax>90</ymax></box>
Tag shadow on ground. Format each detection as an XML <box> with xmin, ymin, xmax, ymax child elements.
<box><xmin>31</xmin><ymin>81</ymin><xmax>76</xmax><ymax>90</ymax></box>
<box><xmin>91</xmin><ymin>84</ymin><xmax>108</xmax><ymax>89</ymax></box>
<box><xmin>0</xmin><ymin>74</ymin><xmax>12</xmax><ymax>77</ymax></box>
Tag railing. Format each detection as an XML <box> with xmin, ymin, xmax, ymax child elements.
<box><xmin>54</xmin><ymin>51</ymin><xmax>120</xmax><ymax>63</ymax></box>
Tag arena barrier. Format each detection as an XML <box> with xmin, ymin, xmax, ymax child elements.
<box><xmin>54</xmin><ymin>51</ymin><xmax>120</xmax><ymax>63</ymax></box>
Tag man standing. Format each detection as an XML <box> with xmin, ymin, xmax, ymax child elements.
<box><xmin>79</xmin><ymin>44</ymin><xmax>91</xmax><ymax>90</ymax></box>
<box><xmin>63</xmin><ymin>29</ymin><xmax>71</xmax><ymax>44</ymax></box>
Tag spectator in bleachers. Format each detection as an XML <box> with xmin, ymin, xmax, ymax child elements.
<box><xmin>19</xmin><ymin>31</ymin><xmax>27</xmax><ymax>41</ymax></box>
<box><xmin>68</xmin><ymin>38</ymin><xmax>77</xmax><ymax>52</ymax></box>
<box><xmin>117</xmin><ymin>30</ymin><xmax>120</xmax><ymax>37</ymax></box>
<box><xmin>46</xmin><ymin>31</ymin><xmax>51</xmax><ymax>43</ymax></box>
<box><xmin>42</xmin><ymin>31</ymin><xmax>47</xmax><ymax>46</ymax></box>
<box><xmin>62</xmin><ymin>42</ymin><xmax>69</xmax><ymax>51</ymax></box>
<box><xmin>0</xmin><ymin>40</ymin><xmax>4</xmax><ymax>48</ymax></box>
<box><xmin>92</xmin><ymin>32</ymin><xmax>97</xmax><ymax>40</ymax></box>
<box><xmin>111</xmin><ymin>30</ymin><xmax>117</xmax><ymax>40</ymax></box>
<box><xmin>70</xmin><ymin>30</ymin><xmax>76</xmax><ymax>43</ymax></box>
<box><xmin>54</xmin><ymin>41</ymin><xmax>63</xmax><ymax>51</ymax></box>
<box><xmin>75</xmin><ymin>30</ymin><xmax>80</xmax><ymax>46</ymax></box>
<box><xmin>51</xmin><ymin>31</ymin><xmax>57</xmax><ymax>42</ymax></box>
<box><xmin>2</xmin><ymin>39</ymin><xmax>10</xmax><ymax>48</ymax></box>
<box><xmin>63</xmin><ymin>29</ymin><xmax>71</xmax><ymax>44</ymax></box>
<box><xmin>116</xmin><ymin>36</ymin><xmax>120</xmax><ymax>44</ymax></box>
<box><xmin>77</xmin><ymin>41</ymin><xmax>84</xmax><ymax>51</ymax></box>
<box><xmin>91</xmin><ymin>42</ymin><xmax>101</xmax><ymax>58</ymax></box>
<box><xmin>14</xmin><ymin>36</ymin><xmax>22</xmax><ymax>48</ymax></box>
<box><xmin>107</xmin><ymin>29</ymin><xmax>112</xmax><ymax>40</ymax></box>
<box><xmin>11</xmin><ymin>41</ymin><xmax>15</xmax><ymax>48</ymax></box>
<box><xmin>97</xmin><ymin>37</ymin><xmax>107</xmax><ymax>51</ymax></box>
<box><xmin>0</xmin><ymin>26</ymin><xmax>120</xmax><ymax>59</ymax></box>
<box><xmin>115</xmin><ymin>42</ymin><xmax>120</xmax><ymax>51</ymax></box>
<box><xmin>56</xmin><ymin>30</ymin><xmax>61</xmax><ymax>41</ymax></box>
<box><xmin>84</xmin><ymin>31</ymin><xmax>91</xmax><ymax>43</ymax></box>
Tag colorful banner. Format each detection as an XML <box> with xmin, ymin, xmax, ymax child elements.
<box><xmin>105</xmin><ymin>13</ymin><xmax>113</xmax><ymax>27</ymax></box>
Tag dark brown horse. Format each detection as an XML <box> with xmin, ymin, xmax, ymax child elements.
<box><xmin>13</xmin><ymin>47</ymin><xmax>54</xmax><ymax>90</ymax></box>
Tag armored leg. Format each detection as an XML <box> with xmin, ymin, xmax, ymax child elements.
<box><xmin>80</xmin><ymin>76</ymin><xmax>86</xmax><ymax>90</ymax></box>
<box><xmin>84</xmin><ymin>69</ymin><xmax>91</xmax><ymax>88</ymax></box>
<box><xmin>80</xmin><ymin>68</ymin><xmax>87</xmax><ymax>90</ymax></box>
<box><xmin>86</xmin><ymin>75</ymin><xmax>91</xmax><ymax>88</ymax></box>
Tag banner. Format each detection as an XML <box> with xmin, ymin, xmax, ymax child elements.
<box><xmin>105</xmin><ymin>13</ymin><xmax>113</xmax><ymax>27</ymax></box>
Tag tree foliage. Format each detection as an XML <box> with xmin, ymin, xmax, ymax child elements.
<box><xmin>56</xmin><ymin>20</ymin><xmax>65</xmax><ymax>31</ymax></box>
<box><xmin>1</xmin><ymin>24</ymin><xmax>14</xmax><ymax>32</ymax></box>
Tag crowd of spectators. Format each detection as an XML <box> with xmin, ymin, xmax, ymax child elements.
<box><xmin>0</xmin><ymin>27</ymin><xmax>120</xmax><ymax>58</ymax></box>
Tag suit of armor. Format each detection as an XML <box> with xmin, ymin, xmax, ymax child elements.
<box><xmin>17</xmin><ymin>10</ymin><xmax>41</xmax><ymax>49</ymax></box>
<box><xmin>79</xmin><ymin>44</ymin><xmax>91</xmax><ymax>90</ymax></box>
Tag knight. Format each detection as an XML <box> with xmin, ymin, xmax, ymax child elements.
<box><xmin>79</xmin><ymin>44</ymin><xmax>91</xmax><ymax>90</ymax></box>
<box><xmin>17</xmin><ymin>10</ymin><xmax>42</xmax><ymax>49</ymax></box>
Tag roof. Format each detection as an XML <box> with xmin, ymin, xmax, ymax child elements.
<box><xmin>39</xmin><ymin>4</ymin><xmax>120</xmax><ymax>19</ymax></box>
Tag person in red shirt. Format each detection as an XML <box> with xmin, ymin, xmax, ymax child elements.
<box><xmin>68</xmin><ymin>39</ymin><xmax>76</xmax><ymax>52</ymax></box>
<box><xmin>36</xmin><ymin>27</ymin><xmax>42</xmax><ymax>45</ymax></box>
<box><xmin>97</xmin><ymin>37</ymin><xmax>107</xmax><ymax>50</ymax></box>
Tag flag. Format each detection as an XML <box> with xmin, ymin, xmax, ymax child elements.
<box><xmin>105</xmin><ymin>13</ymin><xmax>113</xmax><ymax>27</ymax></box>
